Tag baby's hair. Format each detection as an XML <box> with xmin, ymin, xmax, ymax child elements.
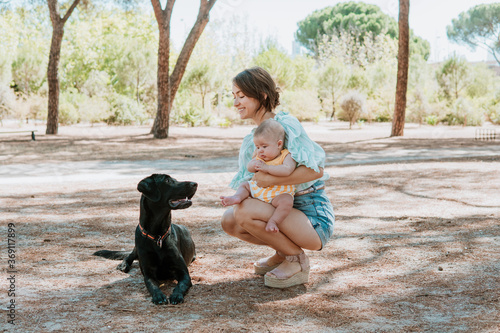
<box><xmin>254</xmin><ymin>119</ymin><xmax>285</xmax><ymax>143</ymax></box>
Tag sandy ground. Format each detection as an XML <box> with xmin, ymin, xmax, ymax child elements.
<box><xmin>0</xmin><ymin>121</ymin><xmax>499</xmax><ymax>332</ymax></box>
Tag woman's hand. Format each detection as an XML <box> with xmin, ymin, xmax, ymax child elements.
<box><xmin>252</xmin><ymin>165</ymin><xmax>323</xmax><ymax>188</ymax></box>
<box><xmin>252</xmin><ymin>171</ymin><xmax>275</xmax><ymax>188</ymax></box>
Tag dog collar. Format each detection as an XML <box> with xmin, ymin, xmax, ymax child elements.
<box><xmin>138</xmin><ymin>223</ymin><xmax>170</xmax><ymax>248</ymax></box>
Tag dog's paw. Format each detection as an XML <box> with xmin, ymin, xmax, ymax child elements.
<box><xmin>169</xmin><ymin>293</ymin><xmax>184</xmax><ymax>305</ymax></box>
<box><xmin>116</xmin><ymin>262</ymin><xmax>131</xmax><ymax>273</ymax></box>
<box><xmin>152</xmin><ymin>292</ymin><xmax>168</xmax><ymax>305</ymax></box>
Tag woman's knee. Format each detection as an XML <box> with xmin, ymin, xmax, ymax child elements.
<box><xmin>220</xmin><ymin>208</ymin><xmax>237</xmax><ymax>235</ymax></box>
<box><xmin>232</xmin><ymin>200</ymin><xmax>255</xmax><ymax>227</ymax></box>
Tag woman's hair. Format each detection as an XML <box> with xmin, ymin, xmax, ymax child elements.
<box><xmin>233</xmin><ymin>67</ymin><xmax>280</xmax><ymax>112</ymax></box>
<box><xmin>254</xmin><ymin>118</ymin><xmax>285</xmax><ymax>143</ymax></box>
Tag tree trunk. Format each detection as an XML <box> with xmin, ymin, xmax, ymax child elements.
<box><xmin>329</xmin><ymin>88</ymin><xmax>336</xmax><ymax>120</ymax></box>
<box><xmin>391</xmin><ymin>0</ymin><xmax>410</xmax><ymax>137</ymax></box>
<box><xmin>151</xmin><ymin>13</ymin><xmax>172</xmax><ymax>139</ymax></box>
<box><xmin>151</xmin><ymin>0</ymin><xmax>217</xmax><ymax>139</ymax></box>
<box><xmin>46</xmin><ymin>0</ymin><xmax>80</xmax><ymax>135</ymax></box>
<box><xmin>46</xmin><ymin>24</ymin><xmax>64</xmax><ymax>134</ymax></box>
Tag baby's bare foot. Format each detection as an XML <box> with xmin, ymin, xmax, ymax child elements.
<box><xmin>266</xmin><ymin>221</ymin><xmax>280</xmax><ymax>233</ymax></box>
<box><xmin>220</xmin><ymin>195</ymin><xmax>242</xmax><ymax>206</ymax></box>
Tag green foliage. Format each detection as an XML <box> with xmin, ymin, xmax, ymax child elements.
<box><xmin>436</xmin><ymin>54</ymin><xmax>470</xmax><ymax>101</ymax></box>
<box><xmin>0</xmin><ymin>87</ymin><xmax>15</xmax><ymax>122</ymax></box>
<box><xmin>346</xmin><ymin>67</ymin><xmax>370</xmax><ymax>92</ymax></box>
<box><xmin>318</xmin><ymin>29</ymin><xmax>398</xmax><ymax>67</ymax></box>
<box><xmin>1</xmin><ymin>4</ymin><xmax>499</xmax><ymax>130</ymax></box>
<box><xmin>78</xmin><ymin>96</ymin><xmax>111</xmax><ymax>124</ymax></box>
<box><xmin>280</xmin><ymin>89</ymin><xmax>322</xmax><ymax>122</ymax></box>
<box><xmin>410</xmin><ymin>34</ymin><xmax>431</xmax><ymax>61</ymax></box>
<box><xmin>317</xmin><ymin>59</ymin><xmax>348</xmax><ymax>119</ymax></box>
<box><xmin>296</xmin><ymin>2</ymin><xmax>397</xmax><ymax>53</ymax></box>
<box><xmin>406</xmin><ymin>88</ymin><xmax>430</xmax><ymax>124</ymax></box>
<box><xmin>171</xmin><ymin>88</ymin><xmax>214</xmax><ymax>127</ymax></box>
<box><xmin>425</xmin><ymin>115</ymin><xmax>438</xmax><ymax>126</ymax></box>
<box><xmin>447</xmin><ymin>3</ymin><xmax>500</xmax><ymax>64</ymax></box>
<box><xmin>105</xmin><ymin>93</ymin><xmax>147</xmax><ymax>125</ymax></box>
<box><xmin>253</xmin><ymin>41</ymin><xmax>295</xmax><ymax>89</ymax></box>
<box><xmin>183</xmin><ymin>63</ymin><xmax>217</xmax><ymax>109</ymax></box>
<box><xmin>465</xmin><ymin>63</ymin><xmax>496</xmax><ymax>99</ymax></box>
<box><xmin>442</xmin><ymin>98</ymin><xmax>483</xmax><ymax>126</ymax></box>
<box><xmin>59</xmin><ymin>90</ymin><xmax>82</xmax><ymax>125</ymax></box>
<box><xmin>297</xmin><ymin>1</ymin><xmax>429</xmax><ymax>60</ymax></box>
<box><xmin>486</xmin><ymin>103</ymin><xmax>500</xmax><ymax>124</ymax></box>
<box><xmin>290</xmin><ymin>56</ymin><xmax>316</xmax><ymax>90</ymax></box>
<box><xmin>4</xmin><ymin>6</ymin><xmax>49</xmax><ymax>95</ymax></box>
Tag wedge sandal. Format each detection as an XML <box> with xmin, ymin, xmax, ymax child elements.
<box><xmin>264</xmin><ymin>252</ymin><xmax>310</xmax><ymax>288</ymax></box>
<box><xmin>254</xmin><ymin>251</ymin><xmax>284</xmax><ymax>275</ymax></box>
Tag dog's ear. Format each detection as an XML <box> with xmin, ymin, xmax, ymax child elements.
<box><xmin>137</xmin><ymin>176</ymin><xmax>161</xmax><ymax>202</ymax></box>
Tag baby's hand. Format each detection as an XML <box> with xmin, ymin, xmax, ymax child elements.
<box><xmin>253</xmin><ymin>160</ymin><xmax>268</xmax><ymax>172</ymax></box>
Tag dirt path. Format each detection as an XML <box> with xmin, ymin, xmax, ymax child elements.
<box><xmin>1</xmin><ymin>122</ymin><xmax>499</xmax><ymax>332</ymax></box>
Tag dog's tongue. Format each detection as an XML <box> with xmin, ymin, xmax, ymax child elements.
<box><xmin>169</xmin><ymin>197</ymin><xmax>191</xmax><ymax>208</ymax></box>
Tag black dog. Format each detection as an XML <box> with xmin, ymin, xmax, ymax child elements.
<box><xmin>94</xmin><ymin>174</ymin><xmax>197</xmax><ymax>305</ymax></box>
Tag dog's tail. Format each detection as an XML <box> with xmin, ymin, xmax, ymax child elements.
<box><xmin>93</xmin><ymin>250</ymin><xmax>130</xmax><ymax>260</ymax></box>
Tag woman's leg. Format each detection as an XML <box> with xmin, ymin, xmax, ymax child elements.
<box><xmin>220</xmin><ymin>206</ymin><xmax>267</xmax><ymax>246</ymax></box>
<box><xmin>233</xmin><ymin>198</ymin><xmax>322</xmax><ymax>254</ymax></box>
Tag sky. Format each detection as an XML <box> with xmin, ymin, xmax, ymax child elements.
<box><xmin>168</xmin><ymin>0</ymin><xmax>499</xmax><ymax>63</ymax></box>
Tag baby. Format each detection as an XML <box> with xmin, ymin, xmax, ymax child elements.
<box><xmin>221</xmin><ymin>119</ymin><xmax>296</xmax><ymax>233</ymax></box>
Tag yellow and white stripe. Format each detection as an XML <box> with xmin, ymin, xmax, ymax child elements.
<box><xmin>249</xmin><ymin>181</ymin><xmax>295</xmax><ymax>203</ymax></box>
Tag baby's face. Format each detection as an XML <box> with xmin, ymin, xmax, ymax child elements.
<box><xmin>253</xmin><ymin>134</ymin><xmax>282</xmax><ymax>162</ymax></box>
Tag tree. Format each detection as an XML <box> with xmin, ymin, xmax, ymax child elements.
<box><xmin>391</xmin><ymin>0</ymin><xmax>409</xmax><ymax>137</ymax></box>
<box><xmin>447</xmin><ymin>3</ymin><xmax>500</xmax><ymax>65</ymax></box>
<box><xmin>436</xmin><ymin>54</ymin><xmax>470</xmax><ymax>101</ymax></box>
<box><xmin>318</xmin><ymin>59</ymin><xmax>347</xmax><ymax>119</ymax></box>
<box><xmin>46</xmin><ymin>0</ymin><xmax>81</xmax><ymax>135</ymax></box>
<box><xmin>317</xmin><ymin>29</ymin><xmax>398</xmax><ymax>67</ymax></box>
<box><xmin>150</xmin><ymin>0</ymin><xmax>217</xmax><ymax>139</ymax></box>
<box><xmin>296</xmin><ymin>1</ymin><xmax>429</xmax><ymax>60</ymax></box>
<box><xmin>296</xmin><ymin>2</ymin><xmax>397</xmax><ymax>54</ymax></box>
<box><xmin>253</xmin><ymin>40</ymin><xmax>295</xmax><ymax>89</ymax></box>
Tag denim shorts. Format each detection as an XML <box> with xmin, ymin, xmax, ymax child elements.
<box><xmin>293</xmin><ymin>181</ymin><xmax>335</xmax><ymax>250</ymax></box>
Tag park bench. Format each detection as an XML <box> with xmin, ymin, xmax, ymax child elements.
<box><xmin>0</xmin><ymin>130</ymin><xmax>37</xmax><ymax>141</ymax></box>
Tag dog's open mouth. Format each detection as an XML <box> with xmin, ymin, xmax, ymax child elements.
<box><xmin>169</xmin><ymin>197</ymin><xmax>193</xmax><ymax>209</ymax></box>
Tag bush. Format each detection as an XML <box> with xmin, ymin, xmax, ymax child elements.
<box><xmin>172</xmin><ymin>106</ymin><xmax>212</xmax><ymax>127</ymax></box>
<box><xmin>59</xmin><ymin>90</ymin><xmax>83</xmax><ymax>125</ymax></box>
<box><xmin>106</xmin><ymin>94</ymin><xmax>147</xmax><ymax>125</ymax></box>
<box><xmin>485</xmin><ymin>102</ymin><xmax>500</xmax><ymax>125</ymax></box>
<box><xmin>406</xmin><ymin>88</ymin><xmax>431</xmax><ymax>124</ymax></box>
<box><xmin>425</xmin><ymin>115</ymin><xmax>438</xmax><ymax>125</ymax></box>
<box><xmin>442</xmin><ymin>98</ymin><xmax>483</xmax><ymax>126</ymax></box>
<box><xmin>171</xmin><ymin>91</ymin><xmax>214</xmax><ymax>127</ymax></box>
<box><xmin>339</xmin><ymin>90</ymin><xmax>366</xmax><ymax>129</ymax></box>
<box><xmin>79</xmin><ymin>96</ymin><xmax>111</xmax><ymax>124</ymax></box>
<box><xmin>280</xmin><ymin>89</ymin><xmax>322</xmax><ymax>122</ymax></box>
<box><xmin>0</xmin><ymin>86</ymin><xmax>15</xmax><ymax>122</ymax></box>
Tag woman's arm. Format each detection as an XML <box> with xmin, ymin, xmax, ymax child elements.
<box><xmin>252</xmin><ymin>165</ymin><xmax>323</xmax><ymax>188</ymax></box>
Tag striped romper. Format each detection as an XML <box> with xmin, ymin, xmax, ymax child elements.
<box><xmin>248</xmin><ymin>149</ymin><xmax>296</xmax><ymax>203</ymax></box>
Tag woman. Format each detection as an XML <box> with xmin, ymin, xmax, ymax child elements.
<box><xmin>220</xmin><ymin>67</ymin><xmax>335</xmax><ymax>288</ymax></box>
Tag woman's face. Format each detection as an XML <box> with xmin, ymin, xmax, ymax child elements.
<box><xmin>232</xmin><ymin>84</ymin><xmax>261</xmax><ymax>121</ymax></box>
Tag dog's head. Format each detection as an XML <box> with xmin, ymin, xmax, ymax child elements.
<box><xmin>137</xmin><ymin>174</ymin><xmax>197</xmax><ymax>209</ymax></box>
